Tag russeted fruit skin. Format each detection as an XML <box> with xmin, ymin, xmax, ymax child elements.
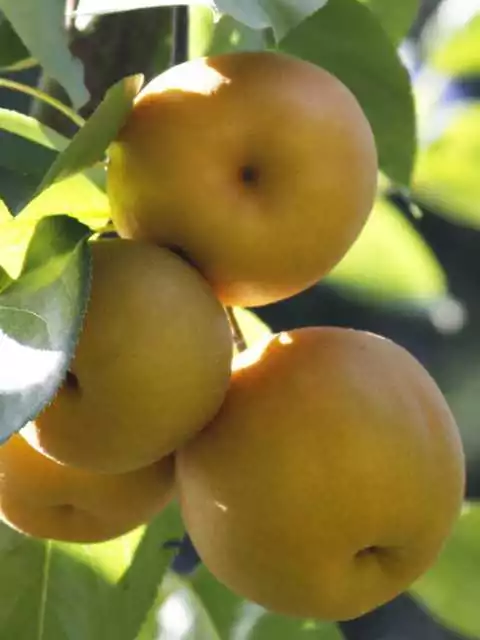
<box><xmin>176</xmin><ymin>327</ymin><xmax>465</xmax><ymax>621</ymax></box>
<box><xmin>107</xmin><ymin>51</ymin><xmax>378</xmax><ymax>307</ymax></box>
<box><xmin>22</xmin><ymin>238</ymin><xmax>233</xmax><ymax>474</ymax></box>
<box><xmin>0</xmin><ymin>435</ymin><xmax>174</xmax><ymax>543</ymax></box>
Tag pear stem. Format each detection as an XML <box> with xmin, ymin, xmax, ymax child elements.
<box><xmin>226</xmin><ymin>307</ymin><xmax>248</xmax><ymax>353</ymax></box>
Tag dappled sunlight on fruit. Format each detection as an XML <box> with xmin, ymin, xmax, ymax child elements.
<box><xmin>231</xmin><ymin>335</ymin><xmax>271</xmax><ymax>372</ymax></box>
<box><xmin>144</xmin><ymin>57</ymin><xmax>231</xmax><ymax>96</ymax></box>
<box><xmin>278</xmin><ymin>331</ymin><xmax>294</xmax><ymax>345</ymax></box>
<box><xmin>107</xmin><ymin>51</ymin><xmax>377</xmax><ymax>307</ymax></box>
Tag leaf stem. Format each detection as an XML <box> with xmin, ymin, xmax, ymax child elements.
<box><xmin>0</xmin><ymin>79</ymin><xmax>85</xmax><ymax>129</ymax></box>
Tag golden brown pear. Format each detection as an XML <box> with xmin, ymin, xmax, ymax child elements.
<box><xmin>0</xmin><ymin>434</ymin><xmax>174</xmax><ymax>543</ymax></box>
<box><xmin>22</xmin><ymin>238</ymin><xmax>233</xmax><ymax>474</ymax></box>
<box><xmin>107</xmin><ymin>51</ymin><xmax>378</xmax><ymax>307</ymax></box>
<box><xmin>176</xmin><ymin>327</ymin><xmax>465</xmax><ymax>621</ymax></box>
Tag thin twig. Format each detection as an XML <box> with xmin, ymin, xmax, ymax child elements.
<box><xmin>226</xmin><ymin>307</ymin><xmax>248</xmax><ymax>353</ymax></box>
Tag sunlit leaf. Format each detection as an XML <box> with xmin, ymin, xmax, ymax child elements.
<box><xmin>232</xmin><ymin>308</ymin><xmax>272</xmax><ymax>351</ymax></box>
<box><xmin>0</xmin><ymin>198</ymin><xmax>11</xmax><ymax>223</ymax></box>
<box><xmin>326</xmin><ymin>198</ymin><xmax>447</xmax><ymax>304</ymax></box>
<box><xmin>413</xmin><ymin>504</ymin><xmax>480</xmax><ymax>638</ymax></box>
<box><xmin>0</xmin><ymin>503</ymin><xmax>181</xmax><ymax>639</ymax></box>
<box><xmin>0</xmin><ymin>215</ymin><xmax>92</xmax><ymax>441</ymax></box>
<box><xmin>413</xmin><ymin>103</ymin><xmax>480</xmax><ymax>229</ymax></box>
<box><xmin>0</xmin><ymin>524</ymin><xmax>112</xmax><ymax>639</ymax></box>
<box><xmin>19</xmin><ymin>176</ymin><xmax>110</xmax><ymax>234</ymax></box>
<box><xmin>109</xmin><ymin>503</ymin><xmax>184</xmax><ymax>640</ymax></box>
<box><xmin>0</xmin><ymin>109</ymin><xmax>107</xmax><ymax>220</ymax></box>
<box><xmin>185</xmin><ymin>565</ymin><xmax>244</xmax><ymax>639</ymax></box>
<box><xmin>431</xmin><ymin>14</ymin><xmax>480</xmax><ymax>76</ymax></box>
<box><xmin>232</xmin><ymin>604</ymin><xmax>343</xmax><ymax>640</ymax></box>
<box><xmin>0</xmin><ymin>79</ymin><xmax>84</xmax><ymax>129</ymax></box>
<box><xmin>36</xmin><ymin>75</ymin><xmax>143</xmax><ymax>196</ymax></box>
<box><xmin>0</xmin><ymin>107</ymin><xmax>69</xmax><ymax>150</ymax></box>
<box><xmin>358</xmin><ymin>0</ymin><xmax>419</xmax><ymax>46</ymax></box>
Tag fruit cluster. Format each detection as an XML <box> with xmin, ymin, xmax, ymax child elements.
<box><xmin>0</xmin><ymin>52</ymin><xmax>465</xmax><ymax>622</ymax></box>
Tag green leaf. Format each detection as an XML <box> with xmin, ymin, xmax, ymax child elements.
<box><xmin>413</xmin><ymin>104</ymin><xmax>480</xmax><ymax>230</ymax></box>
<box><xmin>0</xmin><ymin>505</ymin><xmax>179</xmax><ymax>640</ymax></box>
<box><xmin>0</xmin><ymin>524</ymin><xmax>124</xmax><ymax>639</ymax></box>
<box><xmin>188</xmin><ymin>565</ymin><xmax>245</xmax><ymax>639</ymax></box>
<box><xmin>0</xmin><ymin>214</ymin><xmax>42</xmax><ymax>278</ymax></box>
<box><xmin>0</xmin><ymin>215</ymin><xmax>92</xmax><ymax>441</ymax></box>
<box><xmin>189</xmin><ymin>6</ymin><xmax>267</xmax><ymax>58</ymax></box>
<box><xmin>430</xmin><ymin>14</ymin><xmax>480</xmax><ymax>76</ymax></box>
<box><xmin>413</xmin><ymin>504</ymin><xmax>480</xmax><ymax>638</ymax></box>
<box><xmin>0</xmin><ymin>167</ymin><xmax>38</xmax><ymax>215</ymax></box>
<box><xmin>181</xmin><ymin>565</ymin><xmax>344</xmax><ymax>640</ymax></box>
<box><xmin>0</xmin><ymin>0</ymin><xmax>89</xmax><ymax>108</ymax></box>
<box><xmin>109</xmin><ymin>503</ymin><xmax>184</xmax><ymax>640</ymax></box>
<box><xmin>135</xmin><ymin>592</ymin><xmax>163</xmax><ymax>640</ymax></box>
<box><xmin>214</xmin><ymin>0</ymin><xmax>328</xmax><ymax>40</ymax></box>
<box><xmin>0</xmin><ymin>525</ymin><xmax>109</xmax><ymax>640</ymax></box>
<box><xmin>0</xmin><ymin>198</ymin><xmax>12</xmax><ymax>222</ymax></box>
<box><xmin>233</xmin><ymin>307</ymin><xmax>272</xmax><ymax>348</ymax></box>
<box><xmin>0</xmin><ymin>14</ymin><xmax>31</xmax><ymax>70</ymax></box>
<box><xmin>0</xmin><ymin>109</ymin><xmax>74</xmax><ymax>212</ymax></box>
<box><xmin>0</xmin><ymin>107</ymin><xmax>69</xmax><ymax>151</ymax></box>
<box><xmin>0</xmin><ymin>121</ymin><xmax>57</xmax><ymax>212</ymax></box>
<box><xmin>0</xmin><ymin>80</ymin><xmax>84</xmax><ymax>129</ymax></box>
<box><xmin>74</xmin><ymin>1</ymin><xmax>327</xmax><ymax>39</ymax></box>
<box><xmin>0</xmin><ymin>130</ymin><xmax>57</xmax><ymax>180</ymax></box>
<box><xmin>0</xmin><ymin>164</ymin><xmax>109</xmax><ymax>232</ymax></box>
<box><xmin>19</xmin><ymin>176</ymin><xmax>110</xmax><ymax>232</ymax></box>
<box><xmin>0</xmin><ymin>108</ymin><xmax>109</xmax><ymax>225</ymax></box>
<box><xmin>0</xmin><ymin>266</ymin><xmax>12</xmax><ymax>295</ymax></box>
<box><xmin>231</xmin><ymin>605</ymin><xmax>344</xmax><ymax>639</ymax></box>
<box><xmin>279</xmin><ymin>0</ymin><xmax>416</xmax><ymax>186</ymax></box>
<box><xmin>36</xmin><ymin>75</ymin><xmax>143</xmax><ymax>196</ymax></box>
<box><xmin>0</xmin><ymin>201</ymin><xmax>104</xmax><ymax>283</ymax></box>
<box><xmin>325</xmin><ymin>198</ymin><xmax>447</xmax><ymax>304</ymax></box>
<box><xmin>358</xmin><ymin>0</ymin><xmax>419</xmax><ymax>46</ymax></box>
<box><xmin>157</xmin><ymin>568</ymin><xmax>240</xmax><ymax>640</ymax></box>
